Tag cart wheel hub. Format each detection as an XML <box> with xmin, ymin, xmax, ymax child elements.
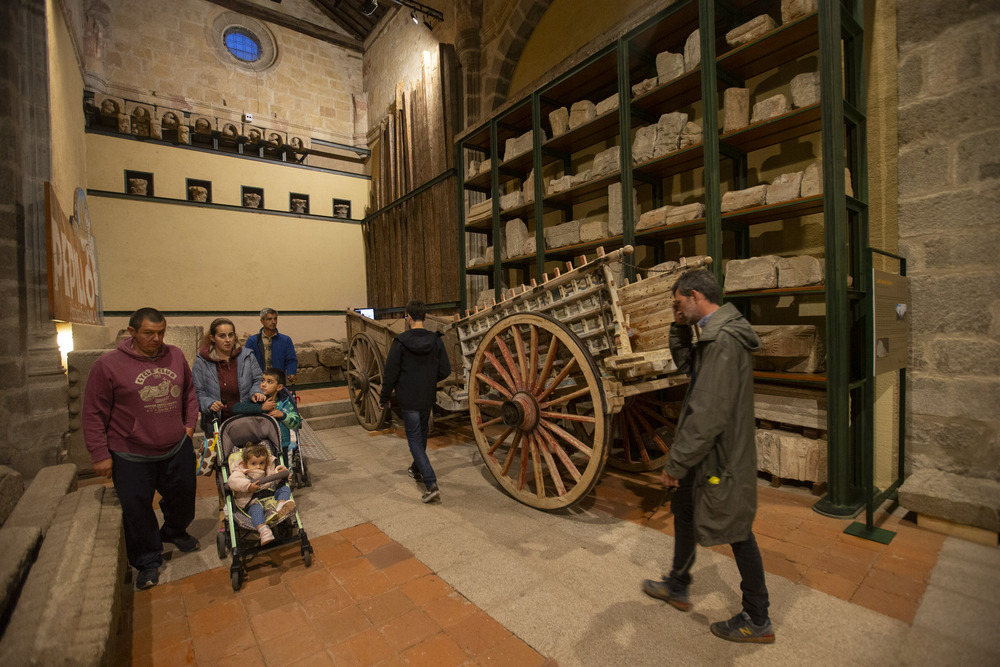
<box><xmin>502</xmin><ymin>392</ymin><xmax>538</xmax><ymax>431</ymax></box>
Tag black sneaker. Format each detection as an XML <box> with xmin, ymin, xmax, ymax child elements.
<box><xmin>161</xmin><ymin>530</ymin><xmax>200</xmax><ymax>553</ymax></box>
<box><xmin>421</xmin><ymin>483</ymin><xmax>440</xmax><ymax>503</ymax></box>
<box><xmin>710</xmin><ymin>611</ymin><xmax>775</xmax><ymax>644</ymax></box>
<box><xmin>136</xmin><ymin>567</ymin><xmax>159</xmax><ymax>590</ymax></box>
<box><xmin>408</xmin><ymin>465</ymin><xmax>423</xmax><ymax>481</ymax></box>
<box><xmin>641</xmin><ymin>578</ymin><xmax>692</xmax><ymax>611</ymax></box>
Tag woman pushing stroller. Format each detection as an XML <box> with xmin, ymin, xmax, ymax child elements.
<box><xmin>226</xmin><ymin>443</ymin><xmax>296</xmax><ymax>545</ymax></box>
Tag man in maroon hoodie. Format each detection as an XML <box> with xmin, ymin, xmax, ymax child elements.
<box><xmin>83</xmin><ymin>307</ymin><xmax>200</xmax><ymax>590</ymax></box>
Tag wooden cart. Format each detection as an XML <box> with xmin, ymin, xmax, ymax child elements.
<box><xmin>346</xmin><ymin>245</ymin><xmax>711</xmax><ymax>510</ymax></box>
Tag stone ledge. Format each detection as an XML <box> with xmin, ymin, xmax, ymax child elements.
<box><xmin>4</xmin><ymin>464</ymin><xmax>78</xmax><ymax>536</ymax></box>
<box><xmin>0</xmin><ymin>466</ymin><xmax>24</xmax><ymax>526</ymax></box>
<box><xmin>899</xmin><ymin>469</ymin><xmax>1000</xmax><ymax>532</ymax></box>
<box><xmin>0</xmin><ymin>526</ymin><xmax>42</xmax><ymax>631</ymax></box>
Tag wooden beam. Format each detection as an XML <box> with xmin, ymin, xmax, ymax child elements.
<box><xmin>205</xmin><ymin>0</ymin><xmax>362</xmax><ymax>52</ymax></box>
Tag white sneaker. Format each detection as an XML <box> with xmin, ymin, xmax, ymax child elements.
<box><xmin>275</xmin><ymin>499</ymin><xmax>296</xmax><ymax>520</ymax></box>
<box><xmin>258</xmin><ymin>525</ymin><xmax>274</xmax><ymax>545</ymax></box>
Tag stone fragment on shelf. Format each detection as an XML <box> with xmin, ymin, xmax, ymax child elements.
<box><xmin>776</xmin><ymin>255</ymin><xmax>824</xmax><ymax>288</ymax></box>
<box><xmin>500</xmin><ymin>190</ymin><xmax>525</xmax><ymax>211</ymax></box>
<box><xmin>592</xmin><ymin>146</ymin><xmax>620</xmax><ymax>177</ymax></box>
<box><xmin>679</xmin><ymin>121</ymin><xmax>702</xmax><ymax>149</ymax></box>
<box><xmin>632</xmin><ymin>124</ymin><xmax>657</xmax><ymax>163</ymax></box>
<box><xmin>781</xmin><ymin>0</ymin><xmax>818</xmax><ymax>24</ymax></box>
<box><xmin>756</xmin><ymin>429</ymin><xmax>827</xmax><ymax>484</ymax></box>
<box><xmin>653</xmin><ymin>111</ymin><xmax>688</xmax><ymax>158</ymax></box>
<box><xmin>523</xmin><ymin>169</ymin><xmax>534</xmax><ymax>203</ymax></box>
<box><xmin>725</xmin><ymin>14</ymin><xmax>778</xmax><ymax>48</ymax></box>
<box><xmin>790</xmin><ymin>72</ymin><xmax>820</xmax><ymax>108</ymax></box>
<box><xmin>596</xmin><ymin>94</ymin><xmax>619</xmax><ymax>116</ymax></box>
<box><xmin>468</xmin><ymin>160</ymin><xmax>480</xmax><ymax>176</ymax></box>
<box><xmin>724</xmin><ymin>255</ymin><xmax>780</xmax><ymax>291</ymax></box>
<box><xmin>580</xmin><ymin>219</ymin><xmax>610</xmax><ymax>243</ymax></box>
<box><xmin>522</xmin><ymin>237</ymin><xmax>536</xmax><ymax>256</ymax></box>
<box><xmin>569</xmin><ymin>100</ymin><xmax>597</xmax><ymax>129</ymax></box>
<box><xmin>637</xmin><ymin>205</ymin><xmax>671</xmax><ymax>231</ymax></box>
<box><xmin>570</xmin><ymin>169</ymin><xmax>593</xmax><ymax>186</ymax></box>
<box><xmin>656</xmin><ymin>51</ymin><xmax>685</xmax><ymax>83</ymax></box>
<box><xmin>504</xmin><ymin>130</ymin><xmax>534</xmax><ymax>162</ymax></box>
<box><xmin>750</xmin><ymin>93</ymin><xmax>790</xmax><ymax>123</ymax></box>
<box><xmin>549</xmin><ymin>106</ymin><xmax>569</xmax><ymax>137</ymax></box>
<box><xmin>504</xmin><ymin>218</ymin><xmax>530</xmax><ymax>260</ymax></box>
<box><xmin>723</xmin><ymin>87</ymin><xmax>750</xmax><ymax>132</ymax></box>
<box><xmin>765</xmin><ymin>171</ymin><xmax>803</xmax><ymax>204</ymax></box>
<box><xmin>484</xmin><ymin>245</ymin><xmax>494</xmax><ymax>263</ymax></box>
<box><xmin>752</xmin><ymin>324</ymin><xmax>825</xmax><ymax>373</ymax></box>
<box><xmin>466</xmin><ymin>254</ymin><xmax>483</xmax><ymax>268</ymax></box>
<box><xmin>800</xmin><ymin>161</ymin><xmax>854</xmax><ymax>197</ymax></box>
<box><xmin>468</xmin><ymin>197</ymin><xmax>492</xmax><ymax>218</ymax></box>
<box><xmin>548</xmin><ymin>174</ymin><xmax>574</xmax><ymax>194</ymax></box>
<box><xmin>544</xmin><ymin>220</ymin><xmax>582</xmax><ymax>249</ymax></box>
<box><xmin>632</xmin><ymin>77</ymin><xmax>658</xmax><ymax>98</ymax></box>
<box><xmin>721</xmin><ymin>184</ymin><xmax>768</xmax><ymax>212</ymax></box>
<box><xmin>479</xmin><ymin>160</ymin><xmax>492</xmax><ymax>175</ymax></box>
<box><xmin>684</xmin><ymin>29</ymin><xmax>701</xmax><ymax>71</ymax></box>
<box><xmin>608</xmin><ymin>182</ymin><xmax>638</xmax><ymax>237</ymax></box>
<box><xmin>666</xmin><ymin>202</ymin><xmax>704</xmax><ymax>224</ymax></box>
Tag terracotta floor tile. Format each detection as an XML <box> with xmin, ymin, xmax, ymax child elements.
<box><xmin>325</xmin><ymin>641</ymin><xmax>364</xmax><ymax>667</ymax></box>
<box><xmin>784</xmin><ymin>526</ymin><xmax>838</xmax><ymax>551</ymax></box>
<box><xmin>366</xmin><ymin>542</ymin><xmax>415</xmax><ymax>570</ymax></box>
<box><xmin>192</xmin><ymin>623</ymin><xmax>259</xmax><ymax>663</ymax></box>
<box><xmin>444</xmin><ymin>610</ymin><xmax>511</xmax><ymax>655</ymax></box>
<box><xmin>259</xmin><ymin>624</ymin><xmax>326</xmax><ymax>664</ymax></box>
<box><xmin>329</xmin><ymin>555</ymin><xmax>378</xmax><ymax>583</ymax></box>
<box><xmin>359</xmin><ymin>588</ymin><xmax>418</xmax><ymax>626</ymax></box>
<box><xmin>214</xmin><ymin>645</ymin><xmax>266</xmax><ymax>667</ymax></box>
<box><xmin>308</xmin><ymin>531</ymin><xmax>348</xmax><ymax>549</ymax></box>
<box><xmin>756</xmin><ymin>533</ymin><xmax>822</xmax><ymax>567</ymax></box>
<box><xmin>182</xmin><ymin>578</ymin><xmax>240</xmax><ymax>614</ymax></box>
<box><xmin>761</xmin><ymin>552</ymin><xmax>805</xmax><ymax>583</ymax></box>
<box><xmin>825</xmin><ymin>538</ymin><xmax>881</xmax><ymax>567</ymax></box>
<box><xmin>313</xmin><ymin>540</ymin><xmax>363</xmax><ymax>566</ymax></box>
<box><xmin>287</xmin><ymin>649</ymin><xmax>338</xmax><ymax>667</ymax></box>
<box><xmin>188</xmin><ymin>597</ymin><xmax>246</xmax><ymax>639</ymax></box>
<box><xmin>811</xmin><ymin>552</ymin><xmax>873</xmax><ymax>585</ymax></box>
<box><xmin>248</xmin><ymin>601</ymin><xmax>311</xmax><ymax>637</ymax></box>
<box><xmin>798</xmin><ymin>568</ymin><xmax>859</xmax><ymax>601</ymax></box>
<box><xmin>353</xmin><ymin>531</ymin><xmax>394</xmax><ymax>554</ymax></box>
<box><xmin>862</xmin><ymin>567</ymin><xmax>926</xmax><ymax>602</ymax></box>
<box><xmin>885</xmin><ymin>540</ymin><xmax>942</xmax><ymax>565</ymax></box>
<box><xmin>851</xmin><ymin>584</ymin><xmax>919</xmax><ymax>623</ymax></box>
<box><xmin>341</xmin><ymin>522</ymin><xmax>381</xmax><ymax>542</ymax></box>
<box><xmin>401</xmin><ymin>631</ymin><xmax>469</xmax><ymax>667</ymax></box>
<box><xmin>341</xmin><ymin>627</ymin><xmax>396</xmax><ymax>664</ymax></box>
<box><xmin>378</xmin><ymin>608</ymin><xmax>442</xmax><ymax>652</ymax></box>
<box><xmin>475</xmin><ymin>634</ymin><xmax>546</xmax><ymax>667</ymax></box>
<box><xmin>286</xmin><ymin>567</ymin><xmax>341</xmax><ymax>601</ymax></box>
<box><xmin>872</xmin><ymin>553</ymin><xmax>935</xmax><ymax>582</ymax></box>
<box><xmin>298</xmin><ymin>581</ymin><xmax>354</xmax><ymax>619</ymax></box>
<box><xmin>371</xmin><ymin>655</ymin><xmax>406</xmax><ymax>667</ymax></box>
<box><xmin>240</xmin><ymin>582</ymin><xmax>296</xmax><ymax>617</ymax></box>
<box><xmin>341</xmin><ymin>570</ymin><xmax>394</xmax><ymax>602</ymax></box>
<box><xmin>130</xmin><ymin>614</ymin><xmax>190</xmax><ymax>656</ymax></box>
<box><xmin>144</xmin><ymin>637</ymin><xmax>195</xmax><ymax>666</ymax></box>
<box><xmin>836</xmin><ymin>531</ymin><xmax>891</xmax><ymax>553</ymax></box>
<box><xmin>130</xmin><ymin>595</ymin><xmax>188</xmax><ymax>632</ymax></box>
<box><xmin>311</xmin><ymin>604</ymin><xmax>373</xmax><ymax>646</ymax></box>
<box><xmin>400</xmin><ymin>573</ymin><xmax>453</xmax><ymax>606</ymax></box>
<box><xmin>421</xmin><ymin>592</ymin><xmax>478</xmax><ymax>628</ymax></box>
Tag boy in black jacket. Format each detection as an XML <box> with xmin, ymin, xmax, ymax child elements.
<box><xmin>379</xmin><ymin>301</ymin><xmax>451</xmax><ymax>502</ymax></box>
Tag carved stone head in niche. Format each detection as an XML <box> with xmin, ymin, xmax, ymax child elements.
<box><xmin>267</xmin><ymin>132</ymin><xmax>282</xmax><ymax>146</ymax></box>
<box><xmin>248</xmin><ymin>128</ymin><xmax>262</xmax><ymax>143</ymax></box>
<box><xmin>100</xmin><ymin>99</ymin><xmax>119</xmax><ymax>116</ymax></box>
<box><xmin>222</xmin><ymin>123</ymin><xmax>238</xmax><ymax>138</ymax></box>
<box><xmin>162</xmin><ymin>112</ymin><xmax>179</xmax><ymax>129</ymax></box>
<box><xmin>290</xmin><ymin>137</ymin><xmax>304</xmax><ymax>150</ymax></box>
<box><xmin>194</xmin><ymin>118</ymin><xmax>212</xmax><ymax>134</ymax></box>
<box><xmin>291</xmin><ymin>198</ymin><xmax>307</xmax><ymax>214</ymax></box>
<box><xmin>243</xmin><ymin>193</ymin><xmax>262</xmax><ymax>208</ymax></box>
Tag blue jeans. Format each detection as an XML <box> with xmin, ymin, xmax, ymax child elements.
<box><xmin>402</xmin><ymin>409</ymin><xmax>436</xmax><ymax>486</ymax></box>
<box><xmin>245</xmin><ymin>484</ymin><xmax>291</xmax><ymax>526</ymax></box>
<box><xmin>669</xmin><ymin>472</ymin><xmax>770</xmax><ymax>624</ymax></box>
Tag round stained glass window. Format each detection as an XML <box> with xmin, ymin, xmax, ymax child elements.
<box><xmin>224</xmin><ymin>28</ymin><xmax>261</xmax><ymax>62</ymax></box>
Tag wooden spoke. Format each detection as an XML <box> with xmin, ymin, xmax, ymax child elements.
<box><xmin>346</xmin><ymin>333</ymin><xmax>390</xmax><ymax>431</ymax></box>
<box><xmin>607</xmin><ymin>395</ymin><xmax>676</xmax><ymax>472</ymax></box>
<box><xmin>469</xmin><ymin>313</ymin><xmax>609</xmax><ymax>510</ymax></box>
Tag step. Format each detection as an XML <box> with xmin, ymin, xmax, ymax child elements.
<box><xmin>306</xmin><ymin>411</ymin><xmax>358</xmax><ymax>431</ymax></box>
<box><xmin>297</xmin><ymin>399</ymin><xmax>353</xmax><ymax>420</ymax></box>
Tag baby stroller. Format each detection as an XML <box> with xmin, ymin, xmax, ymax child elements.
<box><xmin>215</xmin><ymin>414</ymin><xmax>313</xmax><ymax>591</ymax></box>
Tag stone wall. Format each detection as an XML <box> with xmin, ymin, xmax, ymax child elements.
<box><xmin>896</xmin><ymin>1</ymin><xmax>1000</xmax><ymax>481</ymax></box>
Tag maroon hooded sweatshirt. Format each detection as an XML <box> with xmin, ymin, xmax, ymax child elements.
<box><xmin>82</xmin><ymin>337</ymin><xmax>199</xmax><ymax>463</ymax></box>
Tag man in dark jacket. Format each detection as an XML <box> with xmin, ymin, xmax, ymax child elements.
<box><xmin>641</xmin><ymin>269</ymin><xmax>774</xmax><ymax>644</ymax></box>
<box><xmin>246</xmin><ymin>308</ymin><xmax>298</xmax><ymax>387</ymax></box>
<box><xmin>379</xmin><ymin>301</ymin><xmax>451</xmax><ymax>503</ymax></box>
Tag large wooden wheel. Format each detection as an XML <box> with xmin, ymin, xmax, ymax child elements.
<box><xmin>347</xmin><ymin>332</ymin><xmax>390</xmax><ymax>430</ymax></box>
<box><xmin>469</xmin><ymin>312</ymin><xmax>610</xmax><ymax>510</ymax></box>
<box><xmin>607</xmin><ymin>394</ymin><xmax>677</xmax><ymax>472</ymax></box>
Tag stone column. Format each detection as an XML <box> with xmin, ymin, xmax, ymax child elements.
<box><xmin>0</xmin><ymin>0</ymin><xmax>69</xmax><ymax>477</ymax></box>
<box><xmin>456</xmin><ymin>27</ymin><xmax>482</xmax><ymax>126</ymax></box>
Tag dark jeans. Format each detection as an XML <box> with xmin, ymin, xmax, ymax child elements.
<box><xmin>111</xmin><ymin>439</ymin><xmax>196</xmax><ymax>570</ymax></box>
<box><xmin>668</xmin><ymin>472</ymin><xmax>770</xmax><ymax>624</ymax></box>
<box><xmin>401</xmin><ymin>409</ymin><xmax>436</xmax><ymax>486</ymax></box>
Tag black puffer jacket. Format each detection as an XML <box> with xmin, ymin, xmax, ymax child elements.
<box><xmin>664</xmin><ymin>302</ymin><xmax>762</xmax><ymax>547</ymax></box>
<box><xmin>379</xmin><ymin>328</ymin><xmax>450</xmax><ymax>412</ymax></box>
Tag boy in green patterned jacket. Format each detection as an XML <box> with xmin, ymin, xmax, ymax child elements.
<box><xmin>234</xmin><ymin>367</ymin><xmax>301</xmax><ymax>453</ymax></box>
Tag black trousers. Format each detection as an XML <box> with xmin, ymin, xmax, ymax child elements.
<box><xmin>111</xmin><ymin>440</ymin><xmax>196</xmax><ymax>570</ymax></box>
<box><xmin>668</xmin><ymin>472</ymin><xmax>770</xmax><ymax>624</ymax></box>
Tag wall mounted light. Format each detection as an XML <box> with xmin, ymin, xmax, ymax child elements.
<box><xmin>361</xmin><ymin>0</ymin><xmax>378</xmax><ymax>16</ymax></box>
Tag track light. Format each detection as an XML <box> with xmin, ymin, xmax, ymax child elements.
<box><xmin>361</xmin><ymin>0</ymin><xmax>378</xmax><ymax>16</ymax></box>
<box><xmin>411</xmin><ymin>11</ymin><xmax>418</xmax><ymax>23</ymax></box>
<box><xmin>423</xmin><ymin>18</ymin><xmax>433</xmax><ymax>30</ymax></box>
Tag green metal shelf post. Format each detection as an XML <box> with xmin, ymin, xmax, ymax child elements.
<box><xmin>699</xmin><ymin>0</ymin><xmax>723</xmax><ymax>284</ymax></box>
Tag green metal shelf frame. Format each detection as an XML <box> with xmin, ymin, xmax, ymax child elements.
<box><xmin>454</xmin><ymin>0</ymin><xmax>872</xmax><ymax>516</ymax></box>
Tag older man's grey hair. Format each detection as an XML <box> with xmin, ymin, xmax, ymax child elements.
<box><xmin>259</xmin><ymin>308</ymin><xmax>277</xmax><ymax>319</ymax></box>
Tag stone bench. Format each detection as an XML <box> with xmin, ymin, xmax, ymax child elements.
<box><xmin>899</xmin><ymin>470</ymin><xmax>1000</xmax><ymax>545</ymax></box>
<box><xmin>0</xmin><ymin>464</ymin><xmax>125</xmax><ymax>665</ymax></box>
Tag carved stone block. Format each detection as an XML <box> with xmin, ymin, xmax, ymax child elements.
<box><xmin>243</xmin><ymin>193</ymin><xmax>262</xmax><ymax>209</ymax></box>
<box><xmin>608</xmin><ymin>182</ymin><xmax>638</xmax><ymax>237</ymax></box>
<box><xmin>751</xmin><ymin>94</ymin><xmax>790</xmax><ymax>123</ymax></box>
<box><xmin>754</xmin><ymin>384</ymin><xmax>827</xmax><ymax>431</ymax></box>
<box><xmin>291</xmin><ymin>198</ymin><xmax>308</xmax><ymax>213</ymax></box>
<box><xmin>800</xmin><ymin>161</ymin><xmax>854</xmax><ymax>197</ymax></box>
<box><xmin>656</xmin><ymin>51</ymin><xmax>685</xmax><ymax>83</ymax></box>
<box><xmin>679</xmin><ymin>121</ymin><xmax>702</xmax><ymax>149</ymax></box>
<box><xmin>791</xmin><ymin>72</ymin><xmax>820</xmax><ymax>108</ymax></box>
<box><xmin>469</xmin><ymin>160</ymin><xmax>480</xmax><ymax>176</ymax></box>
<box><xmin>127</xmin><ymin>177</ymin><xmax>148</xmax><ymax>196</ymax></box>
<box><xmin>632</xmin><ymin>77</ymin><xmax>658</xmax><ymax>98</ymax></box>
<box><xmin>500</xmin><ymin>190</ymin><xmax>525</xmax><ymax>211</ymax></box>
<box><xmin>591</xmin><ymin>146</ymin><xmax>620</xmax><ymax>177</ymax></box>
<box><xmin>548</xmin><ymin>175</ymin><xmax>574</xmax><ymax>194</ymax></box>
<box><xmin>765</xmin><ymin>171</ymin><xmax>803</xmax><ymax>204</ymax></box>
<box><xmin>569</xmin><ymin>100</ymin><xmax>597</xmax><ymax>129</ymax></box>
<box><xmin>753</xmin><ymin>325</ymin><xmax>825</xmax><ymax>373</ymax></box>
<box><xmin>595</xmin><ymin>94</ymin><xmax>618</xmax><ymax>116</ymax></box>
<box><xmin>724</xmin><ymin>255</ymin><xmax>779</xmax><ymax>291</ymax></box>
<box><xmin>684</xmin><ymin>29</ymin><xmax>701</xmax><ymax>71</ymax></box>
<box><xmin>504</xmin><ymin>130</ymin><xmax>534</xmax><ymax>162</ymax></box>
<box><xmin>756</xmin><ymin>429</ymin><xmax>827</xmax><ymax>483</ymax></box>
<box><xmin>632</xmin><ymin>124</ymin><xmax>657</xmax><ymax>163</ymax></box>
<box><xmin>483</xmin><ymin>245</ymin><xmax>494</xmax><ymax>264</ymax></box>
<box><xmin>544</xmin><ymin>220</ymin><xmax>582</xmax><ymax>249</ymax></box>
<box><xmin>505</xmin><ymin>218</ymin><xmax>530</xmax><ymax>260</ymax></box>
<box><xmin>782</xmin><ymin>0</ymin><xmax>818</xmax><ymax>24</ymax></box>
<box><xmin>469</xmin><ymin>198</ymin><xmax>492</xmax><ymax>218</ymax></box>
<box><xmin>523</xmin><ymin>169</ymin><xmax>535</xmax><ymax>203</ymax></box>
<box><xmin>723</xmin><ymin>87</ymin><xmax>750</xmax><ymax>133</ymax></box>
<box><xmin>665</xmin><ymin>202</ymin><xmax>705</xmax><ymax>224</ymax></box>
<box><xmin>188</xmin><ymin>186</ymin><xmax>208</xmax><ymax>203</ymax></box>
<box><xmin>570</xmin><ymin>169</ymin><xmax>593</xmax><ymax>186</ymax></box>
<box><xmin>522</xmin><ymin>237</ymin><xmax>537</xmax><ymax>256</ymax></box>
<box><xmin>721</xmin><ymin>184</ymin><xmax>769</xmax><ymax>212</ymax></box>
<box><xmin>776</xmin><ymin>255</ymin><xmax>824</xmax><ymax>288</ymax></box>
<box><xmin>637</xmin><ymin>204</ymin><xmax>671</xmax><ymax>231</ymax></box>
<box><xmin>653</xmin><ymin>112</ymin><xmax>687</xmax><ymax>158</ymax></box>
<box><xmin>580</xmin><ymin>219</ymin><xmax>610</xmax><ymax>243</ymax></box>
<box><xmin>726</xmin><ymin>15</ymin><xmax>777</xmax><ymax>48</ymax></box>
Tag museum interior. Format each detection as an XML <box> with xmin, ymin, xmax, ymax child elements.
<box><xmin>0</xmin><ymin>0</ymin><xmax>998</xmax><ymax>664</ymax></box>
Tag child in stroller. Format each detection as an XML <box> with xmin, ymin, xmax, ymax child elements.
<box><xmin>226</xmin><ymin>442</ymin><xmax>296</xmax><ymax>545</ymax></box>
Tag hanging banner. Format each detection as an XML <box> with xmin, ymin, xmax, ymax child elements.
<box><xmin>46</xmin><ymin>183</ymin><xmax>104</xmax><ymax>325</ymax></box>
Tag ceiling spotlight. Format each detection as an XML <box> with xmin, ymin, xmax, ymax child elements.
<box><xmin>361</xmin><ymin>0</ymin><xmax>378</xmax><ymax>16</ymax></box>
<box><xmin>411</xmin><ymin>11</ymin><xmax>418</xmax><ymax>24</ymax></box>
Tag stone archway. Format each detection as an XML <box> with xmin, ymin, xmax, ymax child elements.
<box><xmin>478</xmin><ymin>0</ymin><xmax>552</xmax><ymax>119</ymax></box>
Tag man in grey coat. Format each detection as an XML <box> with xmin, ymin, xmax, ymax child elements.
<box><xmin>642</xmin><ymin>269</ymin><xmax>774</xmax><ymax>644</ymax></box>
